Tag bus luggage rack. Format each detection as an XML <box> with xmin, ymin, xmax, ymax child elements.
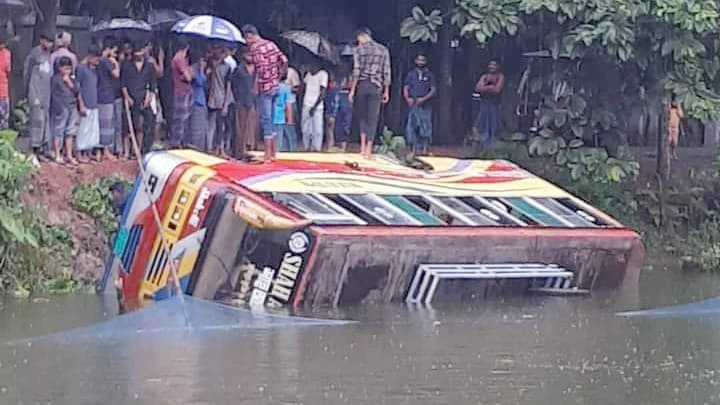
<box><xmin>406</xmin><ymin>263</ymin><xmax>575</xmax><ymax>304</ymax></box>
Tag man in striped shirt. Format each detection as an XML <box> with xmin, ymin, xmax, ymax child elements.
<box><xmin>242</xmin><ymin>24</ymin><xmax>288</xmax><ymax>163</ymax></box>
<box><xmin>349</xmin><ymin>27</ymin><xmax>391</xmax><ymax>159</ymax></box>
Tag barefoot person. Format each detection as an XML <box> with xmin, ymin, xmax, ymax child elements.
<box><xmin>121</xmin><ymin>41</ymin><xmax>156</xmax><ymax>155</ymax></box>
<box><xmin>24</xmin><ymin>30</ymin><xmax>53</xmax><ymax>162</ymax></box>
<box><xmin>474</xmin><ymin>60</ymin><xmax>505</xmax><ymax>147</ymax></box>
<box><xmin>50</xmin><ymin>56</ymin><xmax>79</xmax><ymax>165</ymax></box>
<box><xmin>349</xmin><ymin>27</ymin><xmax>391</xmax><ymax>159</ymax></box>
<box><xmin>242</xmin><ymin>24</ymin><xmax>287</xmax><ymax>163</ymax></box>
<box><xmin>75</xmin><ymin>44</ymin><xmax>102</xmax><ymax>163</ymax></box>
<box><xmin>97</xmin><ymin>36</ymin><xmax>120</xmax><ymax>161</ymax></box>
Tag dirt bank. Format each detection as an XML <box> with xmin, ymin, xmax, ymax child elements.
<box><xmin>22</xmin><ymin>160</ymin><xmax>137</xmax><ymax>284</ymax></box>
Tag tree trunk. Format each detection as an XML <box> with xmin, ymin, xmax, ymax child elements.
<box><xmin>436</xmin><ymin>0</ymin><xmax>454</xmax><ymax>144</ymax></box>
<box><xmin>657</xmin><ymin>99</ymin><xmax>671</xmax><ymax>180</ymax></box>
<box><xmin>32</xmin><ymin>0</ymin><xmax>58</xmax><ymax>45</ymax></box>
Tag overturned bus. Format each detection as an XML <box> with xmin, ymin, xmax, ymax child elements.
<box><xmin>101</xmin><ymin>150</ymin><xmax>644</xmax><ymax>312</ymax></box>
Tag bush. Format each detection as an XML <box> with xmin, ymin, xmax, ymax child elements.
<box><xmin>0</xmin><ymin>139</ymin><xmax>75</xmax><ymax>295</ymax></box>
<box><xmin>71</xmin><ymin>177</ymin><xmax>131</xmax><ymax>237</ymax></box>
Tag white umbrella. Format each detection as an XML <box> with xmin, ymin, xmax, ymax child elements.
<box><xmin>171</xmin><ymin>15</ymin><xmax>244</xmax><ymax>43</ymax></box>
<box><xmin>90</xmin><ymin>18</ymin><xmax>152</xmax><ymax>33</ymax></box>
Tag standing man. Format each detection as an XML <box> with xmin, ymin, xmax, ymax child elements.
<box><xmin>0</xmin><ymin>33</ymin><xmax>11</xmax><ymax>130</ymax></box>
<box><xmin>302</xmin><ymin>61</ymin><xmax>328</xmax><ymax>151</ymax></box>
<box><xmin>231</xmin><ymin>50</ymin><xmax>258</xmax><ymax>156</ymax></box>
<box><xmin>403</xmin><ymin>53</ymin><xmax>436</xmax><ymax>155</ymax></box>
<box><xmin>242</xmin><ymin>24</ymin><xmax>288</xmax><ymax>163</ymax></box>
<box><xmin>76</xmin><ymin>44</ymin><xmax>102</xmax><ymax>163</ymax></box>
<box><xmin>121</xmin><ymin>41</ymin><xmax>156</xmax><ymax>155</ymax></box>
<box><xmin>207</xmin><ymin>45</ymin><xmax>233</xmax><ymax>156</ymax></box>
<box><xmin>170</xmin><ymin>39</ymin><xmax>192</xmax><ymax>148</ymax></box>
<box><xmin>24</xmin><ymin>30</ymin><xmax>53</xmax><ymax>160</ymax></box>
<box><xmin>97</xmin><ymin>36</ymin><xmax>120</xmax><ymax>160</ymax></box>
<box><xmin>349</xmin><ymin>27</ymin><xmax>391</xmax><ymax>159</ymax></box>
<box><xmin>474</xmin><ymin>60</ymin><xmax>505</xmax><ymax>147</ymax></box>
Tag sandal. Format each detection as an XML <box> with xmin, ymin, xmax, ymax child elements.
<box><xmin>67</xmin><ymin>158</ymin><xmax>79</xmax><ymax>166</ymax></box>
<box><xmin>54</xmin><ymin>156</ymin><xmax>65</xmax><ymax>165</ymax></box>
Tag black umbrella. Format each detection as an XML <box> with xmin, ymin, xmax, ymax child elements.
<box><xmin>90</xmin><ymin>18</ymin><xmax>152</xmax><ymax>33</ymax></box>
<box><xmin>148</xmin><ymin>9</ymin><xmax>189</xmax><ymax>30</ymax></box>
<box><xmin>281</xmin><ymin>30</ymin><xmax>338</xmax><ymax>64</ymax></box>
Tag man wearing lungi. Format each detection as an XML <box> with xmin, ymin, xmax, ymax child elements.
<box><xmin>76</xmin><ymin>45</ymin><xmax>102</xmax><ymax>163</ymax></box>
<box><xmin>97</xmin><ymin>36</ymin><xmax>120</xmax><ymax>160</ymax></box>
<box><xmin>24</xmin><ymin>30</ymin><xmax>53</xmax><ymax>161</ymax></box>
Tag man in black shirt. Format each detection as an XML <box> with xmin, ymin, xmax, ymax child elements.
<box><xmin>121</xmin><ymin>41</ymin><xmax>156</xmax><ymax>154</ymax></box>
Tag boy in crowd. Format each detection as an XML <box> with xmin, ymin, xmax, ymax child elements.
<box><xmin>24</xmin><ymin>30</ymin><xmax>54</xmax><ymax>161</ymax></box>
<box><xmin>231</xmin><ymin>49</ymin><xmax>258</xmax><ymax>156</ymax></box>
<box><xmin>207</xmin><ymin>45</ymin><xmax>233</xmax><ymax>156</ymax></box>
<box><xmin>97</xmin><ymin>36</ymin><xmax>120</xmax><ymax>160</ymax></box>
<box><xmin>0</xmin><ymin>33</ymin><xmax>11</xmax><ymax>130</ymax></box>
<box><xmin>275</xmin><ymin>74</ymin><xmax>293</xmax><ymax>153</ymax></box>
<box><xmin>50</xmin><ymin>56</ymin><xmax>79</xmax><ymax>165</ymax></box>
<box><xmin>76</xmin><ymin>44</ymin><xmax>102</xmax><ymax>163</ymax></box>
<box><xmin>302</xmin><ymin>60</ymin><xmax>328</xmax><ymax>151</ymax></box>
<box><xmin>334</xmin><ymin>72</ymin><xmax>354</xmax><ymax>152</ymax></box>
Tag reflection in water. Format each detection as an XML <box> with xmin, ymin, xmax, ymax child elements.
<box><xmin>2</xmin><ymin>268</ymin><xmax>720</xmax><ymax>404</ymax></box>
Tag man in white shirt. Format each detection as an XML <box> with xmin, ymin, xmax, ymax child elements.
<box><xmin>301</xmin><ymin>62</ymin><xmax>328</xmax><ymax>151</ymax></box>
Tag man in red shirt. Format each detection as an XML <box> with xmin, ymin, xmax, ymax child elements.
<box><xmin>170</xmin><ymin>39</ymin><xmax>193</xmax><ymax>148</ymax></box>
<box><xmin>242</xmin><ymin>24</ymin><xmax>287</xmax><ymax>162</ymax></box>
<box><xmin>0</xmin><ymin>33</ymin><xmax>11</xmax><ymax>130</ymax></box>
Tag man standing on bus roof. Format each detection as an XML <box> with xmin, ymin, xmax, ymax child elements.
<box><xmin>349</xmin><ymin>27</ymin><xmax>391</xmax><ymax>160</ymax></box>
<box><xmin>242</xmin><ymin>24</ymin><xmax>288</xmax><ymax>163</ymax></box>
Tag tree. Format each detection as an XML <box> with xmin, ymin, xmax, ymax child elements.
<box><xmin>400</xmin><ymin>0</ymin><xmax>720</xmax><ymax>150</ymax></box>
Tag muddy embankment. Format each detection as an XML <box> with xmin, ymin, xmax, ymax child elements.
<box><xmin>22</xmin><ymin>161</ymin><xmax>137</xmax><ymax>282</ymax></box>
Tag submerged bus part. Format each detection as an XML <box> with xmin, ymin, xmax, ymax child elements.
<box><xmin>108</xmin><ymin>150</ymin><xmax>644</xmax><ymax>311</ymax></box>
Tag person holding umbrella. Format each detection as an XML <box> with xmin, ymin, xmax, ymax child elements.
<box><xmin>242</xmin><ymin>24</ymin><xmax>288</xmax><ymax>163</ymax></box>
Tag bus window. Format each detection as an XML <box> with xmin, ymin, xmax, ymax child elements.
<box><xmin>532</xmin><ymin>198</ymin><xmax>597</xmax><ymax>227</ymax></box>
<box><xmin>500</xmin><ymin>197</ymin><xmax>566</xmax><ymax>227</ymax></box>
<box><xmin>464</xmin><ymin>197</ymin><xmax>525</xmax><ymax>226</ymax></box>
<box><xmin>555</xmin><ymin>198</ymin><xmax>611</xmax><ymax>226</ymax></box>
<box><xmin>483</xmin><ymin>197</ymin><xmax>541</xmax><ymax>226</ymax></box>
<box><xmin>383</xmin><ymin>196</ymin><xmax>445</xmax><ymax>226</ymax></box>
<box><xmin>272</xmin><ymin>193</ymin><xmax>365</xmax><ymax>225</ymax></box>
<box><xmin>425</xmin><ymin>196</ymin><xmax>499</xmax><ymax>226</ymax></box>
<box><xmin>339</xmin><ymin>194</ymin><xmax>421</xmax><ymax>225</ymax></box>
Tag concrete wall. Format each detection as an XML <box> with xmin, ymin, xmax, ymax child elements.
<box><xmin>9</xmin><ymin>14</ymin><xmax>93</xmax><ymax>105</ymax></box>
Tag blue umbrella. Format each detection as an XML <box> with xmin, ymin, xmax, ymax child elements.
<box><xmin>171</xmin><ymin>15</ymin><xmax>244</xmax><ymax>43</ymax></box>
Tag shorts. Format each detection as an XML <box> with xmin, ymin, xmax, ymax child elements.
<box><xmin>51</xmin><ymin>106</ymin><xmax>79</xmax><ymax>140</ymax></box>
<box><xmin>256</xmin><ymin>92</ymin><xmax>277</xmax><ymax>139</ymax></box>
<box><xmin>355</xmin><ymin>81</ymin><xmax>382</xmax><ymax>139</ymax></box>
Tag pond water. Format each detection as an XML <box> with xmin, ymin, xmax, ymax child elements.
<box><xmin>2</xmin><ymin>267</ymin><xmax>720</xmax><ymax>404</ymax></box>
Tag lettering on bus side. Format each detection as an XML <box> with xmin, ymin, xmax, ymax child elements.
<box><xmin>188</xmin><ymin>187</ymin><xmax>212</xmax><ymax>228</ymax></box>
<box><xmin>236</xmin><ymin>230</ymin><xmax>312</xmax><ymax>309</ymax></box>
<box><xmin>147</xmin><ymin>174</ymin><xmax>158</xmax><ymax>194</ymax></box>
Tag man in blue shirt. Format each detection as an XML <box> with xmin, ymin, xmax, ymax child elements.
<box><xmin>403</xmin><ymin>53</ymin><xmax>436</xmax><ymax>155</ymax></box>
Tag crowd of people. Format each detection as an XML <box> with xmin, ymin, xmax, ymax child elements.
<box><xmin>0</xmin><ymin>23</ymin><xmax>514</xmax><ymax>166</ymax></box>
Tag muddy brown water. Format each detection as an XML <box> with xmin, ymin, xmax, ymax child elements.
<box><xmin>2</xmin><ymin>268</ymin><xmax>720</xmax><ymax>404</ymax></box>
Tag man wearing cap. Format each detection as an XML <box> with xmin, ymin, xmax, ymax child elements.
<box><xmin>24</xmin><ymin>30</ymin><xmax>54</xmax><ymax>160</ymax></box>
<box><xmin>50</xmin><ymin>32</ymin><xmax>77</xmax><ymax>72</ymax></box>
<box><xmin>0</xmin><ymin>33</ymin><xmax>11</xmax><ymax>130</ymax></box>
